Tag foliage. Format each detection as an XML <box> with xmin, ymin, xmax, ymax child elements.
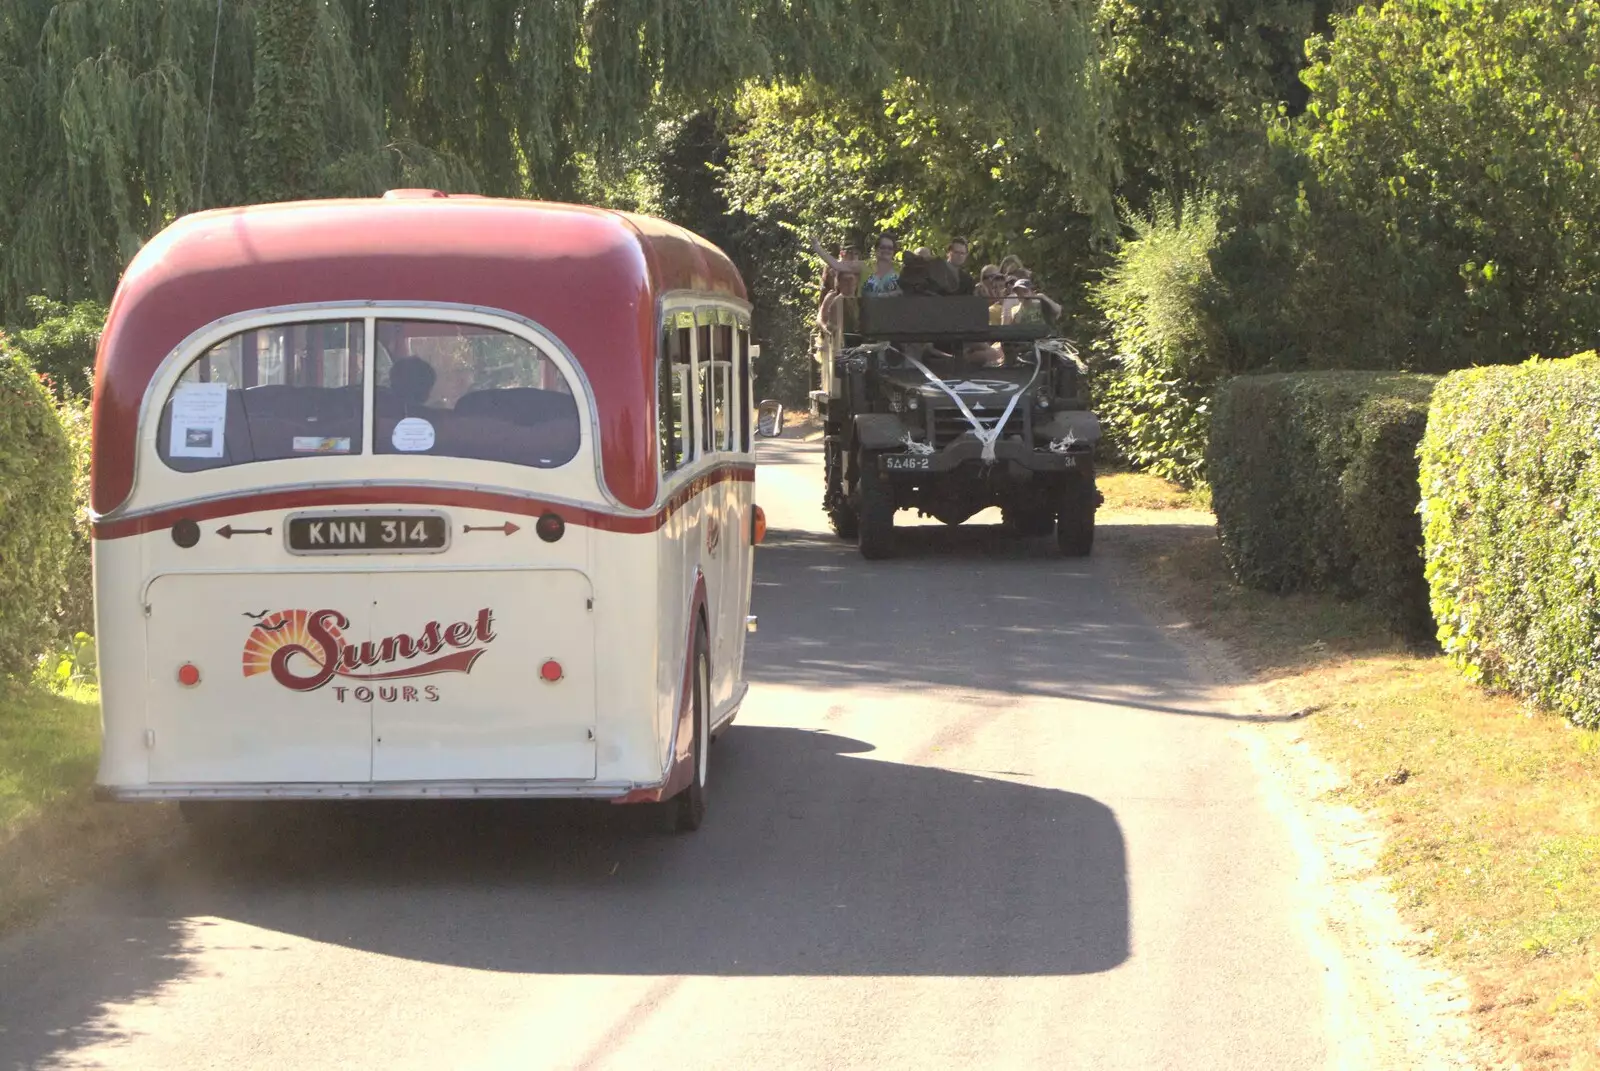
<box><xmin>0</xmin><ymin>337</ymin><xmax>75</xmax><ymax>679</ymax></box>
<box><xmin>0</xmin><ymin>0</ymin><xmax>1114</xmax><ymax>323</ymax></box>
<box><xmin>52</xmin><ymin>388</ymin><xmax>93</xmax><ymax>644</ymax></box>
<box><xmin>1290</xmin><ymin>0</ymin><xmax>1600</xmax><ymax>370</ymax></box>
<box><xmin>4</xmin><ymin>296</ymin><xmax>106</xmax><ymax>401</ymax></box>
<box><xmin>34</xmin><ymin>633</ymin><xmax>97</xmax><ymax>691</ymax></box>
<box><xmin>1096</xmin><ymin>0</ymin><xmax>1318</xmax><ymax>202</ymax></box>
<box><xmin>1089</xmin><ymin>194</ymin><xmax>1227</xmax><ymax>486</ymax></box>
<box><xmin>1419</xmin><ymin>353</ymin><xmax>1600</xmax><ymax>727</ymax></box>
<box><xmin>712</xmin><ymin>80</ymin><xmax>1114</xmax><ymax>402</ymax></box>
<box><xmin>1208</xmin><ymin>371</ymin><xmax>1439</xmax><ymax>641</ymax></box>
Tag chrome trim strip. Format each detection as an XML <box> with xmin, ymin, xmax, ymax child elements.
<box><xmin>99</xmin><ymin>778</ymin><xmax>652</xmax><ymax>801</ymax></box>
<box><xmin>94</xmin><ymin>476</ymin><xmax>663</xmax><ymax>527</ymax></box>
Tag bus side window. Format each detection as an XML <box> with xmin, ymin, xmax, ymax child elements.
<box><xmin>661</xmin><ymin>325</ymin><xmax>692</xmax><ymax>473</ymax></box>
<box><xmin>712</xmin><ymin>324</ymin><xmax>733</xmax><ymax>452</ymax></box>
<box><xmin>696</xmin><ymin>325</ymin><xmax>714</xmax><ymax>456</ymax></box>
<box><xmin>736</xmin><ymin>327</ymin><xmax>751</xmax><ymax>451</ymax></box>
<box><xmin>658</xmin><ymin>327</ymin><xmax>677</xmax><ymax>473</ymax></box>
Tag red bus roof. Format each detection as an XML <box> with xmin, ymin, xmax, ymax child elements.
<box><xmin>91</xmin><ymin>194</ymin><xmax>748</xmax><ymax>514</ymax></box>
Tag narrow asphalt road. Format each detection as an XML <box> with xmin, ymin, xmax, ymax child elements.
<box><xmin>1</xmin><ymin>436</ymin><xmax>1345</xmax><ymax>1070</ymax></box>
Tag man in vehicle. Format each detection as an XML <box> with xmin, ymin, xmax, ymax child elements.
<box><xmin>946</xmin><ymin>237</ymin><xmax>976</xmax><ymax>294</ymax></box>
<box><xmin>1006</xmin><ymin>277</ymin><xmax>1062</xmax><ymax>325</ymax></box>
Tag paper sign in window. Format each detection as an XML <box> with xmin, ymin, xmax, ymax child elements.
<box><xmin>391</xmin><ymin>417</ymin><xmax>435</xmax><ymax>452</ymax></box>
<box><xmin>168</xmin><ymin>382</ymin><xmax>228</xmax><ymax>459</ymax></box>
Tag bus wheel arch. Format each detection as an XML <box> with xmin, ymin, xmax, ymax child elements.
<box><xmin>669</xmin><ymin>618</ymin><xmax>710</xmax><ymax>832</ymax></box>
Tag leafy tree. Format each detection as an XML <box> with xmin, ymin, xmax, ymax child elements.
<box><xmin>0</xmin><ymin>0</ymin><xmax>1116</xmax><ymax>321</ymax></box>
<box><xmin>1097</xmin><ymin>0</ymin><xmax>1317</xmax><ymax>203</ymax></box>
<box><xmin>1290</xmin><ymin>0</ymin><xmax>1600</xmax><ymax>369</ymax></box>
<box><xmin>5</xmin><ymin>296</ymin><xmax>106</xmax><ymax>400</ymax></box>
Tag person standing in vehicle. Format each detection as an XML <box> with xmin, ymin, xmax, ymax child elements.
<box><xmin>946</xmin><ymin>237</ymin><xmax>976</xmax><ymax>294</ymax></box>
<box><xmin>861</xmin><ymin>233</ymin><xmax>901</xmax><ymax>296</ymax></box>
<box><xmin>1004</xmin><ymin>278</ymin><xmax>1062</xmax><ymax>325</ymax></box>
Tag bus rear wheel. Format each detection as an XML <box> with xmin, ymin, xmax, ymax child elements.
<box><xmin>669</xmin><ymin>625</ymin><xmax>710</xmax><ymax>832</ymax></box>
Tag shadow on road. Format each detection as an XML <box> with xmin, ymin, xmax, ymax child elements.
<box><xmin>748</xmin><ymin>526</ymin><xmax>1284</xmax><ymax>722</ymax></box>
<box><xmin>0</xmin><ymin>727</ymin><xmax>1128</xmax><ymax>1067</ymax></box>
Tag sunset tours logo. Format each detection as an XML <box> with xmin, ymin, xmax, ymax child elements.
<box><xmin>242</xmin><ymin>608</ymin><xmax>496</xmax><ymax>702</ymax></box>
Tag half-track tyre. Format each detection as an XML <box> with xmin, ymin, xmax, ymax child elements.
<box><xmin>1056</xmin><ymin>477</ymin><xmax>1097</xmax><ymax>557</ymax></box>
<box><xmin>825</xmin><ymin>442</ymin><xmax>859</xmax><ymax>539</ymax></box>
<box><xmin>828</xmin><ymin>502</ymin><xmax>860</xmax><ymax>540</ymax></box>
<box><xmin>856</xmin><ymin>452</ymin><xmax>897</xmax><ymax>560</ymax></box>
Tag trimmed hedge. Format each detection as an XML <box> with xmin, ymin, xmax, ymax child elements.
<box><xmin>1207</xmin><ymin>371</ymin><xmax>1439</xmax><ymax>641</ymax></box>
<box><xmin>1420</xmin><ymin>353</ymin><xmax>1600</xmax><ymax>728</ymax></box>
<box><xmin>0</xmin><ymin>336</ymin><xmax>75</xmax><ymax>678</ymax></box>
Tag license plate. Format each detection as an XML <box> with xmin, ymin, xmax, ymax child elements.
<box><xmin>883</xmin><ymin>454</ymin><xmax>932</xmax><ymax>471</ymax></box>
<box><xmin>286</xmin><ymin>512</ymin><xmax>449</xmax><ymax>553</ymax></box>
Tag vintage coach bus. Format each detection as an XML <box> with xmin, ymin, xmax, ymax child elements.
<box><xmin>90</xmin><ymin>190</ymin><xmax>764</xmax><ymax>831</ymax></box>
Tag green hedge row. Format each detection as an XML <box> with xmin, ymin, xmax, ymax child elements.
<box><xmin>1206</xmin><ymin>371</ymin><xmax>1439</xmax><ymax>641</ymax></box>
<box><xmin>1420</xmin><ymin>353</ymin><xmax>1600</xmax><ymax>728</ymax></box>
<box><xmin>0</xmin><ymin>336</ymin><xmax>76</xmax><ymax>678</ymax></box>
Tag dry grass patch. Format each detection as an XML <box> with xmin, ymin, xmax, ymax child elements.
<box><xmin>1102</xmin><ymin>487</ymin><xmax>1600</xmax><ymax>1071</ymax></box>
<box><xmin>1098</xmin><ymin>467</ymin><xmax>1211</xmax><ymax>512</ymax></box>
<box><xmin>0</xmin><ymin>681</ymin><xmax>178</xmax><ymax>934</ymax></box>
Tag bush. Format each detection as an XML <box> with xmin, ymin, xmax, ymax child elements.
<box><xmin>1419</xmin><ymin>353</ymin><xmax>1600</xmax><ymax>728</ymax></box>
<box><xmin>53</xmin><ymin>389</ymin><xmax>93</xmax><ymax>641</ymax></box>
<box><xmin>1090</xmin><ymin>193</ymin><xmax>1228</xmax><ymax>487</ymax></box>
<box><xmin>6</xmin><ymin>297</ymin><xmax>106</xmax><ymax>400</ymax></box>
<box><xmin>1208</xmin><ymin>371</ymin><xmax>1439</xmax><ymax>641</ymax></box>
<box><xmin>0</xmin><ymin>336</ymin><xmax>76</xmax><ymax>679</ymax></box>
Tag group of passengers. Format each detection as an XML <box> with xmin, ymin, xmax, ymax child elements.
<box><xmin>811</xmin><ymin>233</ymin><xmax>1062</xmax><ymax>339</ymax></box>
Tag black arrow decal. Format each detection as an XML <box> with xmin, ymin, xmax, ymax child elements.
<box><xmin>217</xmin><ymin>525</ymin><xmax>272</xmax><ymax>538</ymax></box>
<box><xmin>462</xmin><ymin>522</ymin><xmax>521</xmax><ymax>535</ymax></box>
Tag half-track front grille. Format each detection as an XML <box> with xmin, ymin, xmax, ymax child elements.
<box><xmin>928</xmin><ymin>407</ymin><xmax>1022</xmax><ymax>448</ymax></box>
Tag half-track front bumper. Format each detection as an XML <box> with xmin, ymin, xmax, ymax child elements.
<box><xmin>877</xmin><ymin>437</ymin><xmax>1093</xmax><ymax>475</ymax></box>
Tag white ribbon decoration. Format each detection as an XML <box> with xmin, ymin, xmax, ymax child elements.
<box><xmin>898</xmin><ymin>346</ymin><xmax>1042</xmax><ymax>462</ymax></box>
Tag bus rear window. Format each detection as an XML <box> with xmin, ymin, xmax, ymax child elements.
<box><xmin>158</xmin><ymin>320</ymin><xmax>365</xmax><ymax>471</ymax></box>
<box><xmin>374</xmin><ymin>320</ymin><xmax>580</xmax><ymax>468</ymax></box>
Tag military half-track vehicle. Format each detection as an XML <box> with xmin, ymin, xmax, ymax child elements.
<box><xmin>816</xmin><ymin>295</ymin><xmax>1101</xmax><ymax>559</ymax></box>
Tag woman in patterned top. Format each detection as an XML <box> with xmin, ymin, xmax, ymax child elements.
<box><xmin>860</xmin><ymin>233</ymin><xmax>901</xmax><ymax>296</ymax></box>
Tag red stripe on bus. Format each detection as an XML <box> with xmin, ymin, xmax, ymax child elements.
<box><xmin>91</xmin><ymin>464</ymin><xmax>756</xmax><ymax>541</ymax></box>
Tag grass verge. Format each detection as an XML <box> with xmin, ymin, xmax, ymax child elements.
<box><xmin>1102</xmin><ymin>495</ymin><xmax>1600</xmax><ymax>1071</ymax></box>
<box><xmin>0</xmin><ymin>680</ymin><xmax>176</xmax><ymax>934</ymax></box>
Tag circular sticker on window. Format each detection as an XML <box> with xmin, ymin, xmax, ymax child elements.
<box><xmin>392</xmin><ymin>417</ymin><xmax>435</xmax><ymax>452</ymax></box>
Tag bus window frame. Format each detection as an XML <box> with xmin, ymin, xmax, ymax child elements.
<box><xmin>690</xmin><ymin>305</ymin><xmax>738</xmax><ymax>459</ymax></box>
<box><xmin>122</xmin><ymin>301</ymin><xmax>612</xmax><ymax>516</ymax></box>
<box><xmin>658</xmin><ymin>317</ymin><xmax>693</xmax><ymax>475</ymax></box>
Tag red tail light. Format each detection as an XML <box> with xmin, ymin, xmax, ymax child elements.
<box><xmin>752</xmin><ymin>505</ymin><xmax>767</xmax><ymax>545</ymax></box>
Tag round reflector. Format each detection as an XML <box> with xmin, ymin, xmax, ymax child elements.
<box><xmin>177</xmin><ymin>663</ymin><xmax>201</xmax><ymax>687</ymax></box>
<box><xmin>536</xmin><ymin>512</ymin><xmax>565</xmax><ymax>543</ymax></box>
<box><xmin>752</xmin><ymin>505</ymin><xmax>767</xmax><ymax>545</ymax></box>
<box><xmin>539</xmin><ymin>659</ymin><xmax>564</xmax><ymax>683</ymax></box>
